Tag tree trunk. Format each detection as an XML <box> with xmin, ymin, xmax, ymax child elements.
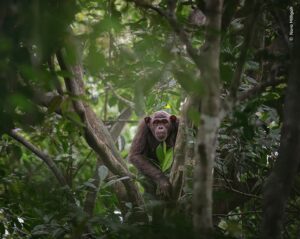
<box><xmin>170</xmin><ymin>97</ymin><xmax>192</xmax><ymax>200</ymax></box>
<box><xmin>261</xmin><ymin>9</ymin><xmax>300</xmax><ymax>239</ymax></box>
<box><xmin>192</xmin><ymin>0</ymin><xmax>223</xmax><ymax>237</ymax></box>
<box><xmin>56</xmin><ymin>40</ymin><xmax>144</xmax><ymax>209</ymax></box>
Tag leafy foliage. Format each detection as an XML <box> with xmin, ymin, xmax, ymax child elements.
<box><xmin>155</xmin><ymin>142</ymin><xmax>174</xmax><ymax>172</ymax></box>
<box><xmin>0</xmin><ymin>0</ymin><xmax>299</xmax><ymax>238</ymax></box>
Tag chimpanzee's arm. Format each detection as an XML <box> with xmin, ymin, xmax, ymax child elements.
<box><xmin>129</xmin><ymin>120</ymin><xmax>167</xmax><ymax>184</ymax></box>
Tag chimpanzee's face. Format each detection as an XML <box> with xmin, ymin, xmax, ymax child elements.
<box><xmin>144</xmin><ymin>111</ymin><xmax>177</xmax><ymax>142</ymax></box>
<box><xmin>150</xmin><ymin>117</ymin><xmax>170</xmax><ymax>142</ymax></box>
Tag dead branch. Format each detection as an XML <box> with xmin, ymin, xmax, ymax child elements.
<box><xmin>109</xmin><ymin>107</ymin><xmax>133</xmax><ymax>142</ymax></box>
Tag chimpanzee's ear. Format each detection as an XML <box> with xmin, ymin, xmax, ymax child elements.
<box><xmin>144</xmin><ymin>116</ymin><xmax>151</xmax><ymax>124</ymax></box>
<box><xmin>170</xmin><ymin>115</ymin><xmax>177</xmax><ymax>122</ymax></box>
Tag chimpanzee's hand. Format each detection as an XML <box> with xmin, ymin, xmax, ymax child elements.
<box><xmin>156</xmin><ymin>178</ymin><xmax>172</xmax><ymax>200</ymax></box>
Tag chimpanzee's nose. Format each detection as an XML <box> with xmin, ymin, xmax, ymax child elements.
<box><xmin>158</xmin><ymin>126</ymin><xmax>164</xmax><ymax>130</ymax></box>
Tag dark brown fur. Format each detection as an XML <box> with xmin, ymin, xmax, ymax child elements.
<box><xmin>129</xmin><ymin>111</ymin><xmax>179</xmax><ymax>198</ymax></box>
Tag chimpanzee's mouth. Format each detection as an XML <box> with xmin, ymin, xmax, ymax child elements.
<box><xmin>156</xmin><ymin>133</ymin><xmax>167</xmax><ymax>141</ymax></box>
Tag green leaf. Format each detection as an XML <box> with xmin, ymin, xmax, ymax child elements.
<box><xmin>163</xmin><ymin>141</ymin><xmax>167</xmax><ymax>154</ymax></box>
<box><xmin>86</xmin><ymin>46</ymin><xmax>106</xmax><ymax>75</ymax></box>
<box><xmin>52</xmin><ymin>228</ymin><xmax>65</xmax><ymax>238</ymax></box>
<box><xmin>125</xmin><ymin>202</ymin><xmax>132</xmax><ymax>209</ymax></box>
<box><xmin>47</xmin><ymin>95</ymin><xmax>63</xmax><ymax>113</ymax></box>
<box><xmin>84</xmin><ymin>181</ymin><xmax>97</xmax><ymax>189</ymax></box>
<box><xmin>0</xmin><ymin>223</ymin><xmax>5</xmax><ymax>235</ymax></box>
<box><xmin>63</xmin><ymin>111</ymin><xmax>86</xmax><ymax>128</ymax></box>
<box><xmin>156</xmin><ymin>143</ymin><xmax>165</xmax><ymax>163</ymax></box>
<box><xmin>220</xmin><ymin>64</ymin><xmax>234</xmax><ymax>84</ymax></box>
<box><xmin>98</xmin><ymin>165</ymin><xmax>109</xmax><ymax>183</ymax></box>
<box><xmin>187</xmin><ymin>107</ymin><xmax>201</xmax><ymax>125</ymax></box>
<box><xmin>161</xmin><ymin>148</ymin><xmax>173</xmax><ymax>172</ymax></box>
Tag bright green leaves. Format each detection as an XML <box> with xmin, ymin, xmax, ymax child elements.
<box><xmin>156</xmin><ymin>142</ymin><xmax>165</xmax><ymax>164</ymax></box>
<box><xmin>155</xmin><ymin>142</ymin><xmax>174</xmax><ymax>172</ymax></box>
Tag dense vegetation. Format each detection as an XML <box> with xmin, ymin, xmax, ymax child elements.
<box><xmin>0</xmin><ymin>0</ymin><xmax>299</xmax><ymax>238</ymax></box>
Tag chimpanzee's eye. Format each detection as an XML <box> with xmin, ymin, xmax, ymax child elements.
<box><xmin>161</xmin><ymin>119</ymin><xmax>169</xmax><ymax>124</ymax></box>
<box><xmin>153</xmin><ymin>120</ymin><xmax>159</xmax><ymax>125</ymax></box>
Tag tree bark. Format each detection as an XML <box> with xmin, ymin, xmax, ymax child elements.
<box><xmin>170</xmin><ymin>97</ymin><xmax>192</xmax><ymax>200</ymax></box>
<box><xmin>261</xmin><ymin>9</ymin><xmax>300</xmax><ymax>239</ymax></box>
<box><xmin>83</xmin><ymin>159</ymin><xmax>102</xmax><ymax>217</ymax></box>
<box><xmin>56</xmin><ymin>43</ymin><xmax>144</xmax><ymax>209</ymax></box>
<box><xmin>192</xmin><ymin>0</ymin><xmax>223</xmax><ymax>237</ymax></box>
<box><xmin>109</xmin><ymin>107</ymin><xmax>132</xmax><ymax>142</ymax></box>
<box><xmin>229</xmin><ymin>1</ymin><xmax>261</xmax><ymax>102</ymax></box>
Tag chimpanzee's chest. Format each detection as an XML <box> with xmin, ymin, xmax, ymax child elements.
<box><xmin>145</xmin><ymin>136</ymin><xmax>174</xmax><ymax>164</ymax></box>
<box><xmin>145</xmin><ymin>140</ymin><xmax>159</xmax><ymax>162</ymax></box>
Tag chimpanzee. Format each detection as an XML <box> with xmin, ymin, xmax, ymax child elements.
<box><xmin>129</xmin><ymin>111</ymin><xmax>179</xmax><ymax>199</ymax></box>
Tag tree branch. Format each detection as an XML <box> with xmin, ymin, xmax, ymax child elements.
<box><xmin>229</xmin><ymin>1</ymin><xmax>262</xmax><ymax>102</ymax></box>
<box><xmin>83</xmin><ymin>159</ymin><xmax>102</xmax><ymax>217</ymax></box>
<box><xmin>127</xmin><ymin>0</ymin><xmax>167</xmax><ymax>18</ymax></box>
<box><xmin>109</xmin><ymin>107</ymin><xmax>133</xmax><ymax>142</ymax></box>
<box><xmin>56</xmin><ymin>44</ymin><xmax>144</xmax><ymax>208</ymax></box>
<box><xmin>103</xmin><ymin>120</ymin><xmax>138</xmax><ymax>123</ymax></box>
<box><xmin>221</xmin><ymin>0</ymin><xmax>239</xmax><ymax>33</ymax></box>
<box><xmin>214</xmin><ymin>210</ymin><xmax>262</xmax><ymax>217</ymax></box>
<box><xmin>127</xmin><ymin>0</ymin><xmax>202</xmax><ymax>70</ymax></box>
<box><xmin>9</xmin><ymin>130</ymin><xmax>68</xmax><ymax>188</ymax></box>
<box><xmin>216</xmin><ymin>185</ymin><xmax>262</xmax><ymax>200</ymax></box>
<box><xmin>170</xmin><ymin>97</ymin><xmax>192</xmax><ymax>200</ymax></box>
<box><xmin>106</xmin><ymin>83</ymin><xmax>135</xmax><ymax>109</ymax></box>
<box><xmin>270</xmin><ymin>7</ymin><xmax>292</xmax><ymax>54</ymax></box>
<box><xmin>238</xmin><ymin>79</ymin><xmax>285</xmax><ymax>102</ymax></box>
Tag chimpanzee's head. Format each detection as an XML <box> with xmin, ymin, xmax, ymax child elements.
<box><xmin>144</xmin><ymin>111</ymin><xmax>177</xmax><ymax>142</ymax></box>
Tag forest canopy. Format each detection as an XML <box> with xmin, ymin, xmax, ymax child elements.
<box><xmin>0</xmin><ymin>0</ymin><xmax>299</xmax><ymax>238</ymax></box>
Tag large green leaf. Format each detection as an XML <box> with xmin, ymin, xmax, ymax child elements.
<box><xmin>161</xmin><ymin>148</ymin><xmax>173</xmax><ymax>172</ymax></box>
<box><xmin>156</xmin><ymin>142</ymin><xmax>174</xmax><ymax>172</ymax></box>
<box><xmin>155</xmin><ymin>143</ymin><xmax>165</xmax><ymax>164</ymax></box>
